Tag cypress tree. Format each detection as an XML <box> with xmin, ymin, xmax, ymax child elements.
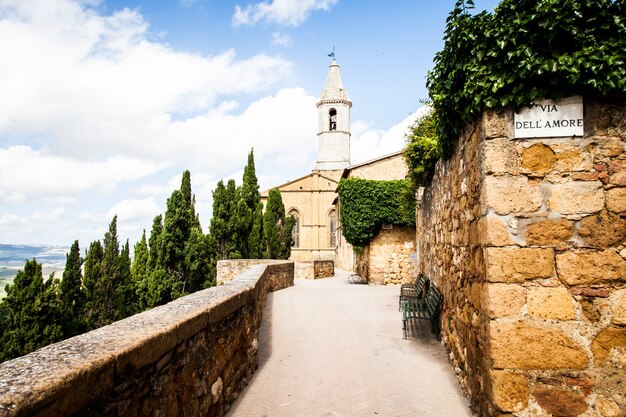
<box><xmin>210</xmin><ymin>179</ymin><xmax>239</xmax><ymax>260</ymax></box>
<box><xmin>0</xmin><ymin>259</ymin><xmax>63</xmax><ymax>361</ymax></box>
<box><xmin>60</xmin><ymin>240</ymin><xmax>86</xmax><ymax>337</ymax></box>
<box><xmin>116</xmin><ymin>240</ymin><xmax>135</xmax><ymax>318</ymax></box>
<box><xmin>85</xmin><ymin>216</ymin><xmax>123</xmax><ymax>328</ymax></box>
<box><xmin>147</xmin><ymin>214</ymin><xmax>163</xmax><ymax>271</ymax></box>
<box><xmin>132</xmin><ymin>230</ymin><xmax>149</xmax><ymax>310</ymax></box>
<box><xmin>262</xmin><ymin>189</ymin><xmax>294</xmax><ymax>259</ymax></box>
<box><xmin>248</xmin><ymin>202</ymin><xmax>265</xmax><ymax>259</ymax></box>
<box><xmin>83</xmin><ymin>240</ymin><xmax>103</xmax><ymax>329</ymax></box>
<box><xmin>239</xmin><ymin>149</ymin><xmax>263</xmax><ymax>258</ymax></box>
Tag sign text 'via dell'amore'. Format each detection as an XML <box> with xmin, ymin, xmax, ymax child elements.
<box><xmin>514</xmin><ymin>96</ymin><xmax>584</xmax><ymax>138</ymax></box>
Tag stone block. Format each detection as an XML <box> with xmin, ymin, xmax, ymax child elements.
<box><xmin>478</xmin><ymin>216</ymin><xmax>514</xmax><ymax>246</ymax></box>
<box><xmin>483</xmin><ymin>176</ymin><xmax>543</xmax><ymax>215</ymax></box>
<box><xmin>613</xmin><ymin>290</ymin><xmax>626</xmax><ymax>326</ymax></box>
<box><xmin>607</xmin><ymin>188</ymin><xmax>626</xmax><ymax>213</ymax></box>
<box><xmin>548</xmin><ymin>181</ymin><xmax>604</xmax><ymax>215</ymax></box>
<box><xmin>521</xmin><ymin>144</ymin><xmax>556</xmax><ymax>172</ymax></box>
<box><xmin>593</xmin><ymin>138</ymin><xmax>626</xmax><ymax>159</ymax></box>
<box><xmin>531</xmin><ymin>386</ymin><xmax>588</xmax><ymax>417</ymax></box>
<box><xmin>528</xmin><ymin>287</ymin><xmax>575</xmax><ymax>320</ymax></box>
<box><xmin>579</xmin><ymin>211</ymin><xmax>626</xmax><ymax>248</ymax></box>
<box><xmin>483</xmin><ymin>283</ymin><xmax>526</xmax><ymax>318</ymax></box>
<box><xmin>526</xmin><ymin>219</ymin><xmax>573</xmax><ymax>246</ymax></box>
<box><xmin>556</xmin><ymin>250</ymin><xmax>626</xmax><ymax>286</ymax></box>
<box><xmin>489</xmin><ymin>322</ymin><xmax>588</xmax><ymax>370</ymax></box>
<box><xmin>553</xmin><ymin>149</ymin><xmax>593</xmax><ymax>172</ymax></box>
<box><xmin>482</xmin><ymin>109</ymin><xmax>512</xmax><ymax>139</ymax></box>
<box><xmin>592</xmin><ymin>326</ymin><xmax>626</xmax><ymax>366</ymax></box>
<box><xmin>483</xmin><ymin>138</ymin><xmax>519</xmax><ymax>174</ymax></box>
<box><xmin>488</xmin><ymin>370</ymin><xmax>529</xmax><ymax>412</ymax></box>
<box><xmin>485</xmin><ymin>248</ymin><xmax>554</xmax><ymax>283</ymax></box>
<box><xmin>610</xmin><ymin>171</ymin><xmax>626</xmax><ymax>186</ymax></box>
<box><xmin>597</xmin><ymin>398</ymin><xmax>626</xmax><ymax>417</ymax></box>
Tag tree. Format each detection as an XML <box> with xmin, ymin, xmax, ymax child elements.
<box><xmin>85</xmin><ymin>216</ymin><xmax>128</xmax><ymax>328</ymax></box>
<box><xmin>60</xmin><ymin>240</ymin><xmax>86</xmax><ymax>337</ymax></box>
<box><xmin>116</xmin><ymin>240</ymin><xmax>135</xmax><ymax>318</ymax></box>
<box><xmin>144</xmin><ymin>171</ymin><xmax>210</xmax><ymax>306</ymax></box>
<box><xmin>147</xmin><ymin>214</ymin><xmax>163</xmax><ymax>272</ymax></box>
<box><xmin>240</xmin><ymin>150</ymin><xmax>263</xmax><ymax>258</ymax></box>
<box><xmin>0</xmin><ymin>259</ymin><xmax>63</xmax><ymax>362</ymax></box>
<box><xmin>210</xmin><ymin>179</ymin><xmax>239</xmax><ymax>260</ymax></box>
<box><xmin>132</xmin><ymin>230</ymin><xmax>150</xmax><ymax>310</ymax></box>
<box><xmin>83</xmin><ymin>240</ymin><xmax>104</xmax><ymax>329</ymax></box>
<box><xmin>262</xmin><ymin>189</ymin><xmax>295</xmax><ymax>259</ymax></box>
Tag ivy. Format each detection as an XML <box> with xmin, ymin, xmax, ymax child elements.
<box><xmin>403</xmin><ymin>109</ymin><xmax>442</xmax><ymax>189</ymax></box>
<box><xmin>428</xmin><ymin>0</ymin><xmax>626</xmax><ymax>157</ymax></box>
<box><xmin>337</xmin><ymin>178</ymin><xmax>415</xmax><ymax>249</ymax></box>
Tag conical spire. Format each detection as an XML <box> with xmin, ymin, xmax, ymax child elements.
<box><xmin>320</xmin><ymin>59</ymin><xmax>348</xmax><ymax>100</ymax></box>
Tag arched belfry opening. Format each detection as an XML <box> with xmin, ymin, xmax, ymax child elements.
<box><xmin>329</xmin><ymin>108</ymin><xmax>337</xmax><ymax>131</ymax></box>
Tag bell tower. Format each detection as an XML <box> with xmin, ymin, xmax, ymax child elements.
<box><xmin>314</xmin><ymin>59</ymin><xmax>351</xmax><ymax>171</ymax></box>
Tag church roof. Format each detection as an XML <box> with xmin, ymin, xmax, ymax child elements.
<box><xmin>320</xmin><ymin>59</ymin><xmax>349</xmax><ymax>101</ymax></box>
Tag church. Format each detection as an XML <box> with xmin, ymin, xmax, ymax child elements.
<box><xmin>261</xmin><ymin>59</ymin><xmax>410</xmax><ymax>275</ymax></box>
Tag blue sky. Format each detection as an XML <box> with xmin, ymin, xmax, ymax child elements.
<box><xmin>0</xmin><ymin>0</ymin><xmax>501</xmax><ymax>247</ymax></box>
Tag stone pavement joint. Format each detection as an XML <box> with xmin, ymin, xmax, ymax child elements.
<box><xmin>228</xmin><ymin>269</ymin><xmax>473</xmax><ymax>417</ymax></box>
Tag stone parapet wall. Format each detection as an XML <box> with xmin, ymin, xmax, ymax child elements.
<box><xmin>418</xmin><ymin>98</ymin><xmax>626</xmax><ymax>416</ymax></box>
<box><xmin>0</xmin><ymin>262</ymin><xmax>294</xmax><ymax>417</ymax></box>
<box><xmin>216</xmin><ymin>259</ymin><xmax>290</xmax><ymax>284</ymax></box>
<box><xmin>313</xmin><ymin>260</ymin><xmax>334</xmax><ymax>278</ymax></box>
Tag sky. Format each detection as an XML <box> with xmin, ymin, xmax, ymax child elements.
<box><xmin>0</xmin><ymin>0</ymin><xmax>501</xmax><ymax>247</ymax></box>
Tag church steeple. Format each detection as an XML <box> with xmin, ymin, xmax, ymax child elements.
<box><xmin>315</xmin><ymin>59</ymin><xmax>351</xmax><ymax>171</ymax></box>
<box><xmin>320</xmin><ymin>60</ymin><xmax>348</xmax><ymax>100</ymax></box>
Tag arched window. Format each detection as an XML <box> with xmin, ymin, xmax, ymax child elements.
<box><xmin>328</xmin><ymin>209</ymin><xmax>337</xmax><ymax>248</ymax></box>
<box><xmin>329</xmin><ymin>108</ymin><xmax>337</xmax><ymax>131</ymax></box>
<box><xmin>289</xmin><ymin>209</ymin><xmax>300</xmax><ymax>248</ymax></box>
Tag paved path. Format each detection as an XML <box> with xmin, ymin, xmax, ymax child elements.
<box><xmin>228</xmin><ymin>270</ymin><xmax>473</xmax><ymax>417</ymax></box>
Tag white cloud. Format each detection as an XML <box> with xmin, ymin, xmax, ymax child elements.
<box><xmin>31</xmin><ymin>207</ymin><xmax>65</xmax><ymax>223</ymax></box>
<box><xmin>107</xmin><ymin>197</ymin><xmax>161</xmax><ymax>222</ymax></box>
<box><xmin>233</xmin><ymin>0</ymin><xmax>338</xmax><ymax>26</ymax></box>
<box><xmin>272</xmin><ymin>31</ymin><xmax>293</xmax><ymax>46</ymax></box>
<box><xmin>0</xmin><ymin>146</ymin><xmax>165</xmax><ymax>200</ymax></box>
<box><xmin>0</xmin><ymin>0</ymin><xmax>293</xmax><ymax>162</ymax></box>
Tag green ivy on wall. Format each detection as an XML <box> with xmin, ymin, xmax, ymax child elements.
<box><xmin>428</xmin><ymin>0</ymin><xmax>626</xmax><ymax>157</ymax></box>
<box><xmin>403</xmin><ymin>109</ymin><xmax>441</xmax><ymax>190</ymax></box>
<box><xmin>337</xmin><ymin>178</ymin><xmax>415</xmax><ymax>249</ymax></box>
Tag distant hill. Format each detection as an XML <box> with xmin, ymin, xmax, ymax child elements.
<box><xmin>0</xmin><ymin>244</ymin><xmax>68</xmax><ymax>299</ymax></box>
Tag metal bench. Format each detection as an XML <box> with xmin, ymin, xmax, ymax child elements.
<box><xmin>402</xmin><ymin>282</ymin><xmax>442</xmax><ymax>339</ymax></box>
<box><xmin>398</xmin><ymin>274</ymin><xmax>427</xmax><ymax>311</ymax></box>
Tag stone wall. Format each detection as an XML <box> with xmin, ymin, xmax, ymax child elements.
<box><xmin>417</xmin><ymin>98</ymin><xmax>626</xmax><ymax>416</ymax></box>
<box><xmin>0</xmin><ymin>262</ymin><xmax>294</xmax><ymax>417</ymax></box>
<box><xmin>216</xmin><ymin>259</ymin><xmax>291</xmax><ymax>284</ymax></box>
<box><xmin>369</xmin><ymin>226</ymin><xmax>417</xmax><ymax>285</ymax></box>
<box><xmin>313</xmin><ymin>260</ymin><xmax>334</xmax><ymax>278</ymax></box>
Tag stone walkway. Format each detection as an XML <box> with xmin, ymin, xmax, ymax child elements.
<box><xmin>228</xmin><ymin>270</ymin><xmax>473</xmax><ymax>417</ymax></box>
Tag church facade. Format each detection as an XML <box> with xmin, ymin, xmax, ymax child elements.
<box><xmin>261</xmin><ymin>60</ymin><xmax>408</xmax><ymax>266</ymax></box>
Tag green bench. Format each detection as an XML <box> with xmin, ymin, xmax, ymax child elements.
<box><xmin>401</xmin><ymin>280</ymin><xmax>442</xmax><ymax>339</ymax></box>
<box><xmin>398</xmin><ymin>274</ymin><xmax>427</xmax><ymax>311</ymax></box>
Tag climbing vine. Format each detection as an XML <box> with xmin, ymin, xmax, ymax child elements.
<box><xmin>403</xmin><ymin>109</ymin><xmax>441</xmax><ymax>189</ymax></box>
<box><xmin>337</xmin><ymin>178</ymin><xmax>414</xmax><ymax>249</ymax></box>
<box><xmin>428</xmin><ymin>0</ymin><xmax>626</xmax><ymax>157</ymax></box>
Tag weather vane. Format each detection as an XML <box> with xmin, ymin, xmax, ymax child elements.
<box><xmin>327</xmin><ymin>46</ymin><xmax>335</xmax><ymax>59</ymax></box>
